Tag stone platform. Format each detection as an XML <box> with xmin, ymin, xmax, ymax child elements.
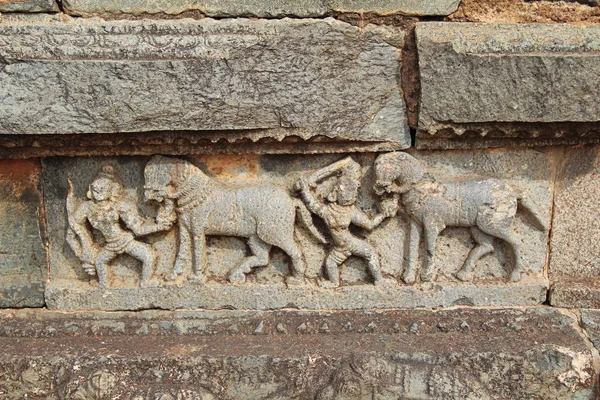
<box><xmin>0</xmin><ymin>307</ymin><xmax>594</xmax><ymax>399</ymax></box>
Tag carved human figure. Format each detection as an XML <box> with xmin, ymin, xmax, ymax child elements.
<box><xmin>373</xmin><ymin>152</ymin><xmax>547</xmax><ymax>284</ymax></box>
<box><xmin>143</xmin><ymin>156</ymin><xmax>326</xmax><ymax>286</ymax></box>
<box><xmin>296</xmin><ymin>157</ymin><xmax>397</xmax><ymax>288</ymax></box>
<box><xmin>66</xmin><ymin>166</ymin><xmax>175</xmax><ymax>288</ymax></box>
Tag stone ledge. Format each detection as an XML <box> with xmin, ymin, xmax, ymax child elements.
<box><xmin>0</xmin><ymin>18</ymin><xmax>409</xmax><ymax>149</ymax></box>
<box><xmin>0</xmin><ymin>307</ymin><xmax>595</xmax><ymax>398</ymax></box>
<box><xmin>60</xmin><ymin>0</ymin><xmax>461</xmax><ymax>18</ymax></box>
<box><xmin>416</xmin><ymin>22</ymin><xmax>600</xmax><ymax>149</ymax></box>
<box><xmin>45</xmin><ymin>277</ymin><xmax>548</xmax><ymax>311</ymax></box>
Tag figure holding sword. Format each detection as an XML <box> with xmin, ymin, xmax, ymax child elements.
<box><xmin>296</xmin><ymin>157</ymin><xmax>398</xmax><ymax>288</ymax></box>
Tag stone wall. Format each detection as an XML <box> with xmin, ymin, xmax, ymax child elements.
<box><xmin>1</xmin><ymin>0</ymin><xmax>600</xmax><ymax>398</ymax></box>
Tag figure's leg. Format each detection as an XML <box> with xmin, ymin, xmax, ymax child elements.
<box><xmin>319</xmin><ymin>252</ymin><xmax>342</xmax><ymax>289</ymax></box>
<box><xmin>456</xmin><ymin>227</ymin><xmax>495</xmax><ymax>282</ymax></box>
<box><xmin>125</xmin><ymin>241</ymin><xmax>157</xmax><ymax>288</ymax></box>
<box><xmin>228</xmin><ymin>235</ymin><xmax>271</xmax><ymax>284</ymax></box>
<box><xmin>421</xmin><ymin>219</ymin><xmax>445</xmax><ymax>282</ymax></box>
<box><xmin>277</xmin><ymin>240</ymin><xmax>305</xmax><ymax>286</ymax></box>
<box><xmin>169</xmin><ymin>224</ymin><xmax>192</xmax><ymax>281</ymax></box>
<box><xmin>351</xmin><ymin>239</ymin><xmax>395</xmax><ymax>287</ymax></box>
<box><xmin>189</xmin><ymin>231</ymin><xmax>206</xmax><ymax>284</ymax></box>
<box><xmin>95</xmin><ymin>249</ymin><xmax>117</xmax><ymax>288</ymax></box>
<box><xmin>403</xmin><ymin>219</ymin><xmax>421</xmax><ymax>284</ymax></box>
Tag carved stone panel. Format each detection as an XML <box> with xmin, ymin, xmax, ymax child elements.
<box><xmin>549</xmin><ymin>145</ymin><xmax>600</xmax><ymax>308</ymax></box>
<box><xmin>43</xmin><ymin>149</ymin><xmax>554</xmax><ymax>310</ymax></box>
<box><xmin>0</xmin><ymin>160</ymin><xmax>47</xmax><ymax>308</ymax></box>
<box><xmin>0</xmin><ymin>19</ymin><xmax>409</xmax><ymax>152</ymax></box>
<box><xmin>416</xmin><ymin>22</ymin><xmax>600</xmax><ymax>149</ymax></box>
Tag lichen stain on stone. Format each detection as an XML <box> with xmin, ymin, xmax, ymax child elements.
<box><xmin>200</xmin><ymin>154</ymin><xmax>260</xmax><ymax>180</ymax></box>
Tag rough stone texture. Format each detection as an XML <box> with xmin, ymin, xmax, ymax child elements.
<box><xmin>0</xmin><ymin>0</ymin><xmax>58</xmax><ymax>13</ymax></box>
<box><xmin>44</xmin><ymin>149</ymin><xmax>554</xmax><ymax>310</ymax></box>
<box><xmin>0</xmin><ymin>160</ymin><xmax>47</xmax><ymax>308</ymax></box>
<box><xmin>0</xmin><ymin>18</ymin><xmax>410</xmax><ymax>151</ymax></box>
<box><xmin>549</xmin><ymin>145</ymin><xmax>600</xmax><ymax>309</ymax></box>
<box><xmin>0</xmin><ymin>307</ymin><xmax>595</xmax><ymax>399</ymax></box>
<box><xmin>61</xmin><ymin>0</ymin><xmax>460</xmax><ymax>18</ymax></box>
<box><xmin>416</xmin><ymin>22</ymin><xmax>600</xmax><ymax>149</ymax></box>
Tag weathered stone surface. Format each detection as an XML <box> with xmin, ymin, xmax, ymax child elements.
<box><xmin>416</xmin><ymin>22</ymin><xmax>600</xmax><ymax>149</ymax></box>
<box><xmin>0</xmin><ymin>18</ymin><xmax>409</xmax><ymax>151</ymax></box>
<box><xmin>0</xmin><ymin>307</ymin><xmax>595</xmax><ymax>398</ymax></box>
<box><xmin>61</xmin><ymin>0</ymin><xmax>460</xmax><ymax>18</ymax></box>
<box><xmin>44</xmin><ymin>148</ymin><xmax>553</xmax><ymax>310</ymax></box>
<box><xmin>0</xmin><ymin>0</ymin><xmax>58</xmax><ymax>13</ymax></box>
<box><xmin>549</xmin><ymin>145</ymin><xmax>600</xmax><ymax>309</ymax></box>
<box><xmin>0</xmin><ymin>160</ymin><xmax>47</xmax><ymax>308</ymax></box>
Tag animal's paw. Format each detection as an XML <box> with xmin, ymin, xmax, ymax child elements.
<box><xmin>402</xmin><ymin>270</ymin><xmax>417</xmax><ymax>285</ymax></box>
<box><xmin>455</xmin><ymin>269</ymin><xmax>472</xmax><ymax>282</ymax></box>
<box><xmin>188</xmin><ymin>274</ymin><xmax>205</xmax><ymax>285</ymax></box>
<box><xmin>318</xmin><ymin>279</ymin><xmax>339</xmax><ymax>289</ymax></box>
<box><xmin>228</xmin><ymin>272</ymin><xmax>246</xmax><ymax>285</ymax></box>
<box><xmin>285</xmin><ymin>276</ymin><xmax>304</xmax><ymax>287</ymax></box>
<box><xmin>374</xmin><ymin>277</ymin><xmax>396</xmax><ymax>287</ymax></box>
<box><xmin>421</xmin><ymin>270</ymin><xmax>436</xmax><ymax>283</ymax></box>
<box><xmin>509</xmin><ymin>270</ymin><xmax>521</xmax><ymax>282</ymax></box>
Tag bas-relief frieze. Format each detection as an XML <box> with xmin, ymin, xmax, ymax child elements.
<box><xmin>44</xmin><ymin>150</ymin><xmax>554</xmax><ymax>310</ymax></box>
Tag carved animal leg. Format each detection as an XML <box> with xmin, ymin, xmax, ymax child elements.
<box><xmin>479</xmin><ymin>223</ymin><xmax>523</xmax><ymax>282</ymax></box>
<box><xmin>95</xmin><ymin>249</ymin><xmax>117</xmax><ymax>288</ymax></box>
<box><xmin>190</xmin><ymin>232</ymin><xmax>206</xmax><ymax>284</ymax></box>
<box><xmin>169</xmin><ymin>226</ymin><xmax>192</xmax><ymax>281</ymax></box>
<box><xmin>228</xmin><ymin>235</ymin><xmax>271</xmax><ymax>284</ymax></box>
<box><xmin>403</xmin><ymin>219</ymin><xmax>422</xmax><ymax>285</ymax></box>
<box><xmin>456</xmin><ymin>227</ymin><xmax>494</xmax><ymax>282</ymax></box>
<box><xmin>126</xmin><ymin>241</ymin><xmax>157</xmax><ymax>288</ymax></box>
<box><xmin>422</xmin><ymin>220</ymin><xmax>444</xmax><ymax>282</ymax></box>
<box><xmin>277</xmin><ymin>241</ymin><xmax>305</xmax><ymax>286</ymax></box>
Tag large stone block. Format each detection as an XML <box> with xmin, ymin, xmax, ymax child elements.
<box><xmin>0</xmin><ymin>0</ymin><xmax>58</xmax><ymax>13</ymax></box>
<box><xmin>549</xmin><ymin>145</ymin><xmax>600</xmax><ymax>308</ymax></box>
<box><xmin>61</xmin><ymin>0</ymin><xmax>460</xmax><ymax>18</ymax></box>
<box><xmin>0</xmin><ymin>307</ymin><xmax>595</xmax><ymax>398</ymax></box>
<box><xmin>0</xmin><ymin>18</ymin><xmax>409</xmax><ymax>153</ymax></box>
<box><xmin>0</xmin><ymin>160</ymin><xmax>47</xmax><ymax>308</ymax></box>
<box><xmin>44</xmin><ymin>148</ymin><xmax>554</xmax><ymax>310</ymax></box>
<box><xmin>416</xmin><ymin>22</ymin><xmax>600</xmax><ymax>149</ymax></box>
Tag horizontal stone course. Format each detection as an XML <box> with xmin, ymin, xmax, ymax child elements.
<box><xmin>61</xmin><ymin>0</ymin><xmax>461</xmax><ymax>17</ymax></box>
<box><xmin>0</xmin><ymin>18</ymin><xmax>409</xmax><ymax>150</ymax></box>
<box><xmin>0</xmin><ymin>307</ymin><xmax>594</xmax><ymax>399</ymax></box>
<box><xmin>416</xmin><ymin>22</ymin><xmax>600</xmax><ymax>149</ymax></box>
<box><xmin>0</xmin><ymin>0</ymin><xmax>58</xmax><ymax>13</ymax></box>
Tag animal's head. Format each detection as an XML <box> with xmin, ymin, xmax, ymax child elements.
<box><xmin>144</xmin><ymin>155</ymin><xmax>193</xmax><ymax>202</ymax></box>
<box><xmin>373</xmin><ymin>152</ymin><xmax>426</xmax><ymax>195</ymax></box>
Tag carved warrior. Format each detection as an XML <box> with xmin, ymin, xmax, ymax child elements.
<box><xmin>373</xmin><ymin>152</ymin><xmax>547</xmax><ymax>284</ymax></box>
<box><xmin>66</xmin><ymin>166</ymin><xmax>175</xmax><ymax>288</ymax></box>
<box><xmin>143</xmin><ymin>156</ymin><xmax>326</xmax><ymax>285</ymax></box>
<box><xmin>296</xmin><ymin>157</ymin><xmax>398</xmax><ymax>288</ymax></box>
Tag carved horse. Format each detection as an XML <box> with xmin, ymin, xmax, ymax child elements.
<box><xmin>373</xmin><ymin>152</ymin><xmax>547</xmax><ymax>284</ymax></box>
<box><xmin>143</xmin><ymin>156</ymin><xmax>325</xmax><ymax>284</ymax></box>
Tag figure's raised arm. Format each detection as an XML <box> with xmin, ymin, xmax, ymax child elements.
<box><xmin>120</xmin><ymin>200</ymin><xmax>173</xmax><ymax>236</ymax></box>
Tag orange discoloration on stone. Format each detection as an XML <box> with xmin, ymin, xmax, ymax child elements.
<box><xmin>201</xmin><ymin>154</ymin><xmax>260</xmax><ymax>179</ymax></box>
<box><xmin>0</xmin><ymin>159</ymin><xmax>41</xmax><ymax>199</ymax></box>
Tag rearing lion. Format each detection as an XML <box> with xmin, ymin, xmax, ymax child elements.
<box><xmin>143</xmin><ymin>156</ymin><xmax>325</xmax><ymax>285</ymax></box>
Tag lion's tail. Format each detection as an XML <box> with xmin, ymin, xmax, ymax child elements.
<box><xmin>294</xmin><ymin>199</ymin><xmax>327</xmax><ymax>244</ymax></box>
<box><xmin>513</xmin><ymin>188</ymin><xmax>547</xmax><ymax>231</ymax></box>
